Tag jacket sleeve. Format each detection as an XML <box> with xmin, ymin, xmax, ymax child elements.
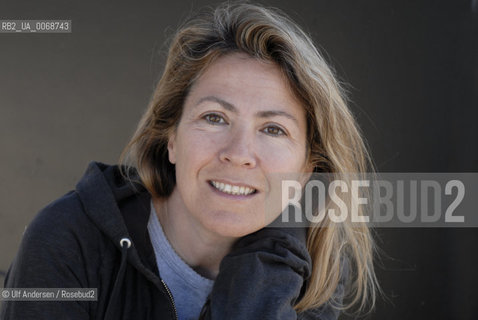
<box><xmin>1</xmin><ymin>193</ymin><xmax>90</xmax><ymax>320</ymax></box>
<box><xmin>200</xmin><ymin>227</ymin><xmax>345</xmax><ymax>320</ymax></box>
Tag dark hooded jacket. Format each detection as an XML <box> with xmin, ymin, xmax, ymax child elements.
<box><xmin>1</xmin><ymin>162</ymin><xmax>345</xmax><ymax>319</ymax></box>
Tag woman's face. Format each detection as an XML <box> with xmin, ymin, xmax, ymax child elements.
<box><xmin>167</xmin><ymin>52</ymin><xmax>311</xmax><ymax>238</ymax></box>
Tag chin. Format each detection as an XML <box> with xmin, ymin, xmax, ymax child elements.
<box><xmin>202</xmin><ymin>210</ymin><xmax>265</xmax><ymax>238</ymax></box>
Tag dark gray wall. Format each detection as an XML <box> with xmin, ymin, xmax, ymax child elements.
<box><xmin>1</xmin><ymin>0</ymin><xmax>477</xmax><ymax>319</ymax></box>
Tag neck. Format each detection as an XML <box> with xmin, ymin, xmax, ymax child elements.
<box><xmin>152</xmin><ymin>191</ymin><xmax>236</xmax><ymax>279</ymax></box>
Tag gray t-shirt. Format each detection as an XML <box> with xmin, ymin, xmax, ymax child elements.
<box><xmin>148</xmin><ymin>203</ymin><xmax>214</xmax><ymax>320</ymax></box>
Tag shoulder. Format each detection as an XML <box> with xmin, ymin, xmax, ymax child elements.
<box><xmin>2</xmin><ymin>192</ymin><xmax>98</xmax><ymax>318</ymax></box>
<box><xmin>22</xmin><ymin>190</ymin><xmax>98</xmax><ymax>248</ymax></box>
<box><xmin>3</xmin><ymin>190</ymin><xmax>106</xmax><ymax>294</ymax></box>
<box><xmin>12</xmin><ymin>189</ymin><xmax>110</xmax><ymax>277</ymax></box>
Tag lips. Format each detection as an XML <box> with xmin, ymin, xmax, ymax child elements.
<box><xmin>209</xmin><ymin>180</ymin><xmax>257</xmax><ymax>196</ymax></box>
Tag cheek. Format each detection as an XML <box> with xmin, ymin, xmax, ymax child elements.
<box><xmin>175</xmin><ymin>130</ymin><xmax>222</xmax><ymax>175</ymax></box>
<box><xmin>257</xmin><ymin>140</ymin><xmax>307</xmax><ymax>172</ymax></box>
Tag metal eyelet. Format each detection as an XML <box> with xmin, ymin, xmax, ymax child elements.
<box><xmin>120</xmin><ymin>238</ymin><xmax>132</xmax><ymax>248</ymax></box>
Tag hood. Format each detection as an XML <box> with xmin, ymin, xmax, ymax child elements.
<box><xmin>75</xmin><ymin>161</ymin><xmax>160</xmax><ymax>283</ymax></box>
<box><xmin>75</xmin><ymin>162</ymin><xmax>165</xmax><ymax>320</ymax></box>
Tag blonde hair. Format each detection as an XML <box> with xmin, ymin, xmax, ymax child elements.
<box><xmin>121</xmin><ymin>2</ymin><xmax>379</xmax><ymax>314</ymax></box>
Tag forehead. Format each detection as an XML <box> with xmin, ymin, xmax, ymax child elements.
<box><xmin>185</xmin><ymin>53</ymin><xmax>305</xmax><ymax>117</ymax></box>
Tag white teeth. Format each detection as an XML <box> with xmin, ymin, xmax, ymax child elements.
<box><xmin>210</xmin><ymin>181</ymin><xmax>256</xmax><ymax>196</ymax></box>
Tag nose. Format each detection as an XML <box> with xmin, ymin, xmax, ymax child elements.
<box><xmin>219</xmin><ymin>126</ymin><xmax>257</xmax><ymax>168</ymax></box>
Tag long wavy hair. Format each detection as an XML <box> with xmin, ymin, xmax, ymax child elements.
<box><xmin>121</xmin><ymin>2</ymin><xmax>379</xmax><ymax>314</ymax></box>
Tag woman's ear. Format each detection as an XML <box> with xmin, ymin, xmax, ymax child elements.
<box><xmin>299</xmin><ymin>161</ymin><xmax>314</xmax><ymax>186</ymax></box>
<box><xmin>167</xmin><ymin>133</ymin><xmax>177</xmax><ymax>164</ymax></box>
<box><xmin>299</xmin><ymin>170</ymin><xmax>313</xmax><ymax>187</ymax></box>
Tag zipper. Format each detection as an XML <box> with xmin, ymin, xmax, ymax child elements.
<box><xmin>161</xmin><ymin>279</ymin><xmax>178</xmax><ymax>320</ymax></box>
<box><xmin>198</xmin><ymin>294</ymin><xmax>211</xmax><ymax>320</ymax></box>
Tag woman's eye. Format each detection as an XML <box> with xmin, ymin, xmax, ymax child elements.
<box><xmin>204</xmin><ymin>113</ymin><xmax>226</xmax><ymax>124</ymax></box>
<box><xmin>262</xmin><ymin>125</ymin><xmax>286</xmax><ymax>136</ymax></box>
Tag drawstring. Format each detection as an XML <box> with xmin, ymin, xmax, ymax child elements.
<box><xmin>104</xmin><ymin>237</ymin><xmax>131</xmax><ymax>320</ymax></box>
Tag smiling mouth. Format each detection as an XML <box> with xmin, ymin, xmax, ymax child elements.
<box><xmin>209</xmin><ymin>180</ymin><xmax>257</xmax><ymax>196</ymax></box>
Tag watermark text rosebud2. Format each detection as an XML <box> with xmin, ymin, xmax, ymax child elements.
<box><xmin>270</xmin><ymin>173</ymin><xmax>478</xmax><ymax>228</ymax></box>
<box><xmin>0</xmin><ymin>288</ymin><xmax>97</xmax><ymax>301</ymax></box>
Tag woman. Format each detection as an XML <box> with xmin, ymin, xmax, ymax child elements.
<box><xmin>1</xmin><ymin>3</ymin><xmax>378</xmax><ymax>319</ymax></box>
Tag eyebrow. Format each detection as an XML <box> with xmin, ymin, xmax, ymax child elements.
<box><xmin>195</xmin><ymin>95</ymin><xmax>299</xmax><ymax>124</ymax></box>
